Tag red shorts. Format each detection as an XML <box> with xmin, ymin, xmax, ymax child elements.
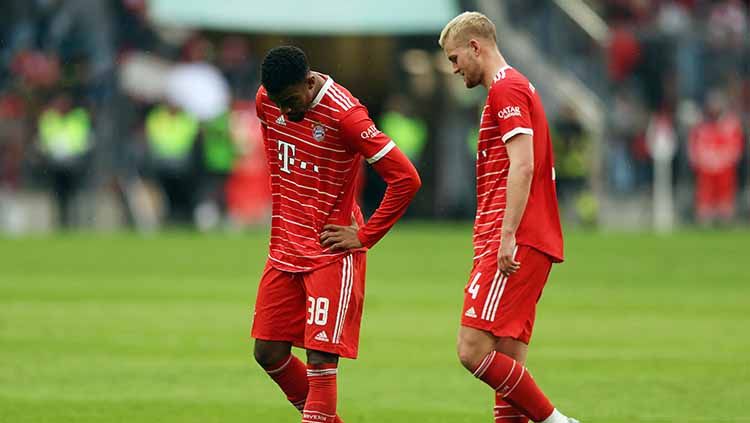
<box><xmin>460</xmin><ymin>245</ymin><xmax>552</xmax><ymax>344</ymax></box>
<box><xmin>251</xmin><ymin>252</ymin><xmax>366</xmax><ymax>359</ymax></box>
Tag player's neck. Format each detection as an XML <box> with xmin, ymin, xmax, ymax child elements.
<box><xmin>310</xmin><ymin>71</ymin><xmax>326</xmax><ymax>101</ymax></box>
<box><xmin>482</xmin><ymin>54</ymin><xmax>508</xmax><ymax>89</ymax></box>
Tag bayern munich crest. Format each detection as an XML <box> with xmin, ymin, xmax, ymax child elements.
<box><xmin>312</xmin><ymin>124</ymin><xmax>326</xmax><ymax>141</ymax></box>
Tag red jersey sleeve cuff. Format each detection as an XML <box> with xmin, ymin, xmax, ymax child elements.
<box><xmin>356</xmin><ymin>229</ymin><xmax>374</xmax><ymax>249</ymax></box>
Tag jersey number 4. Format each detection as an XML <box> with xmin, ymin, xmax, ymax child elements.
<box><xmin>468</xmin><ymin>272</ymin><xmax>482</xmax><ymax>300</ymax></box>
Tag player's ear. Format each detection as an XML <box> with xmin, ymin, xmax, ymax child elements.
<box><xmin>306</xmin><ymin>72</ymin><xmax>316</xmax><ymax>89</ymax></box>
<box><xmin>469</xmin><ymin>39</ymin><xmax>481</xmax><ymax>56</ymax></box>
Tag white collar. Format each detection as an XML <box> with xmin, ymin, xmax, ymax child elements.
<box><xmin>310</xmin><ymin>74</ymin><xmax>333</xmax><ymax>108</ymax></box>
<box><xmin>493</xmin><ymin>65</ymin><xmax>512</xmax><ymax>82</ymax></box>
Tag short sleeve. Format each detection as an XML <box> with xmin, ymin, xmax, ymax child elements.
<box><xmin>489</xmin><ymin>83</ymin><xmax>534</xmax><ymax>143</ymax></box>
<box><xmin>340</xmin><ymin>107</ymin><xmax>396</xmax><ymax>164</ymax></box>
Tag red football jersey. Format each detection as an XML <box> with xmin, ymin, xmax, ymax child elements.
<box><xmin>473</xmin><ymin>66</ymin><xmax>564</xmax><ymax>265</ymax></box>
<box><xmin>256</xmin><ymin>74</ymin><xmax>398</xmax><ymax>272</ymax></box>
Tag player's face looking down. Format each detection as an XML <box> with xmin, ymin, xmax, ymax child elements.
<box><xmin>443</xmin><ymin>38</ymin><xmax>482</xmax><ymax>89</ymax></box>
<box><xmin>269</xmin><ymin>73</ymin><xmax>317</xmax><ymax>122</ymax></box>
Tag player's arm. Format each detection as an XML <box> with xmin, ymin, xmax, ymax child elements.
<box><xmin>498</xmin><ymin>134</ymin><xmax>533</xmax><ymax>275</ymax></box>
<box><xmin>320</xmin><ymin>108</ymin><xmax>421</xmax><ymax>251</ymax></box>
<box><xmin>490</xmin><ymin>82</ymin><xmax>535</xmax><ymax>275</ymax></box>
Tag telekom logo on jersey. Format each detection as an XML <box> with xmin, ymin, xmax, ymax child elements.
<box><xmin>277</xmin><ymin>140</ymin><xmax>320</xmax><ymax>174</ymax></box>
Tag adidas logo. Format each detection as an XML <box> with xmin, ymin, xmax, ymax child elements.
<box><xmin>275</xmin><ymin>115</ymin><xmax>286</xmax><ymax>126</ymax></box>
<box><xmin>314</xmin><ymin>331</ymin><xmax>329</xmax><ymax>342</ymax></box>
<box><xmin>464</xmin><ymin>307</ymin><xmax>477</xmax><ymax>318</ymax></box>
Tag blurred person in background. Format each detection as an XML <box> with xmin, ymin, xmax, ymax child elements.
<box><xmin>195</xmin><ymin>110</ymin><xmax>238</xmax><ymax>230</ymax></box>
<box><xmin>145</xmin><ymin>103</ymin><xmax>200</xmax><ymax>225</ymax></box>
<box><xmin>688</xmin><ymin>89</ymin><xmax>744</xmax><ymax>225</ymax></box>
<box><xmin>36</xmin><ymin>91</ymin><xmax>93</xmax><ymax>227</ymax></box>
<box><xmin>379</xmin><ymin>94</ymin><xmax>428</xmax><ymax>166</ymax></box>
<box><xmin>440</xmin><ymin>12</ymin><xmax>577</xmax><ymax>423</ymax></box>
<box><xmin>224</xmin><ymin>98</ymin><xmax>271</xmax><ymax>226</ymax></box>
<box><xmin>0</xmin><ymin>91</ymin><xmax>27</xmax><ymax>192</ymax></box>
<box><xmin>551</xmin><ymin>104</ymin><xmax>594</xmax><ymax>225</ymax></box>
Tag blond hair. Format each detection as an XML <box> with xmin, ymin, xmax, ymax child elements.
<box><xmin>439</xmin><ymin>11</ymin><xmax>497</xmax><ymax>48</ymax></box>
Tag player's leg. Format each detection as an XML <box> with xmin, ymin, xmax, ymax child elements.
<box><xmin>251</xmin><ymin>262</ymin><xmax>309</xmax><ymax>413</ymax></box>
<box><xmin>716</xmin><ymin>168</ymin><xmax>737</xmax><ymax>223</ymax></box>
<box><xmin>459</xmin><ymin>247</ymin><xmax>578</xmax><ymax>423</ymax></box>
<box><xmin>494</xmin><ymin>338</ymin><xmax>529</xmax><ymax>423</ymax></box>
<box><xmin>301</xmin><ymin>252</ymin><xmax>366</xmax><ymax>423</ymax></box>
<box><xmin>304</xmin><ymin>349</ymin><xmax>341</xmax><ymax>423</ymax></box>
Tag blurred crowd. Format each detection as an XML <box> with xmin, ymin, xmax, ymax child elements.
<box><xmin>602</xmin><ymin>0</ymin><xmax>749</xmax><ymax>225</ymax></box>
<box><xmin>507</xmin><ymin>0</ymin><xmax>749</xmax><ymax>225</ymax></box>
<box><xmin>0</xmin><ymin>0</ymin><xmax>271</xmax><ymax>231</ymax></box>
<box><xmin>1</xmin><ymin>0</ymin><xmax>748</xmax><ymax>232</ymax></box>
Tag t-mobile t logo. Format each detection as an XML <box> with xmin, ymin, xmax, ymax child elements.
<box><xmin>277</xmin><ymin>140</ymin><xmax>296</xmax><ymax>174</ymax></box>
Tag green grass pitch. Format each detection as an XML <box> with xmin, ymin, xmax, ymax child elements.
<box><xmin>1</xmin><ymin>224</ymin><xmax>749</xmax><ymax>422</ymax></box>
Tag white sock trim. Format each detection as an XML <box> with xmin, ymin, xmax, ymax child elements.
<box><xmin>539</xmin><ymin>408</ymin><xmax>567</xmax><ymax>423</ymax></box>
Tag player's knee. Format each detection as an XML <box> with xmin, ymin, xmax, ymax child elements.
<box><xmin>253</xmin><ymin>340</ymin><xmax>289</xmax><ymax>368</ymax></box>
<box><xmin>306</xmin><ymin>349</ymin><xmax>339</xmax><ymax>366</ymax></box>
<box><xmin>456</xmin><ymin>340</ymin><xmax>484</xmax><ymax>372</ymax></box>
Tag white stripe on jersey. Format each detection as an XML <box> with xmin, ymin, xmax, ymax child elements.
<box><xmin>478</xmin><ymin>135</ymin><xmax>504</xmax><ymax>144</ymax></box>
<box><xmin>366</xmin><ymin>140</ymin><xmax>396</xmax><ymax>164</ymax></box>
<box><xmin>481</xmin><ymin>270</ymin><xmax>502</xmax><ymax>320</ymax></box>
<box><xmin>272</xmin><ymin>214</ymin><xmax>318</xmax><ymax>231</ymax></box>
<box><xmin>270</xmin><ymin>241</ymin><xmax>348</xmax><ymax>259</ymax></box>
<box><xmin>326</xmin><ymin>91</ymin><xmax>350</xmax><ymax>111</ymax></box>
<box><xmin>478</xmin><ymin>158</ymin><xmax>510</xmax><ymax>167</ymax></box>
<box><xmin>488</xmin><ymin>246</ymin><xmax>517</xmax><ymax>321</ymax></box>
<box><xmin>477</xmin><ymin>169</ymin><xmax>508</xmax><ymax>181</ymax></box>
<box><xmin>269</xmin><ymin>126</ymin><xmax>347</xmax><ymax>153</ymax></box>
<box><xmin>262</xmin><ymin>98</ymin><xmax>341</xmax><ymax>127</ymax></box>
<box><xmin>501</xmin><ymin>127</ymin><xmax>534</xmax><ymax>143</ymax></box>
<box><xmin>477</xmin><ymin>186</ymin><xmax>507</xmax><ymax>199</ymax></box>
<box><xmin>266</xmin><ymin>146</ymin><xmax>354</xmax><ymax>169</ymax></box>
<box><xmin>264</xmin><ymin>110</ymin><xmax>340</xmax><ymax>139</ymax></box>
<box><xmin>277</xmin><ymin>202</ymin><xmax>324</xmax><ymax>225</ymax></box>
<box><xmin>477</xmin><ymin>207</ymin><xmax>505</xmax><ymax>217</ymax></box>
<box><xmin>271</xmin><ymin>225</ymin><xmax>319</xmax><ymax>242</ymax></box>
<box><xmin>273</xmin><ymin>193</ymin><xmax>328</xmax><ymax>215</ymax></box>
<box><xmin>272</xmin><ymin>193</ymin><xmax>328</xmax><ymax>215</ymax></box>
<box><xmin>479</xmin><ymin>125</ymin><xmax>499</xmax><ymax>132</ymax></box>
<box><xmin>268</xmin><ymin>255</ymin><xmax>312</xmax><ymax>271</ymax></box>
<box><xmin>330</xmin><ymin>86</ymin><xmax>355</xmax><ymax>109</ymax></box>
<box><xmin>332</xmin><ymin>255</ymin><xmax>351</xmax><ymax>344</ymax></box>
<box><xmin>309</xmin><ymin>75</ymin><xmax>334</xmax><ymax>108</ymax></box>
<box><xmin>473</xmin><ymin>249</ymin><xmax>496</xmax><ymax>261</ymax></box>
<box><xmin>315</xmin><ymin>102</ymin><xmax>341</xmax><ymax>113</ymax></box>
<box><xmin>271</xmin><ymin>175</ymin><xmax>338</xmax><ymax>199</ymax></box>
<box><xmin>334</xmin><ymin>255</ymin><xmax>354</xmax><ymax>344</ymax></box>
<box><xmin>272</xmin><ymin>180</ymin><xmax>337</xmax><ymax>207</ymax></box>
<box><xmin>282</xmin><ymin>162</ymin><xmax>346</xmax><ymax>185</ymax></box>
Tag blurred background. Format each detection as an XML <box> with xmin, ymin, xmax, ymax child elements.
<box><xmin>1</xmin><ymin>0</ymin><xmax>748</xmax><ymax>235</ymax></box>
<box><xmin>2</xmin><ymin>2</ymin><xmax>749</xmax><ymax>423</ymax></box>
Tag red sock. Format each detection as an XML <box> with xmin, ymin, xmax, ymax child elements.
<box><xmin>264</xmin><ymin>355</ymin><xmax>309</xmax><ymax>412</ymax></box>
<box><xmin>263</xmin><ymin>355</ymin><xmax>344</xmax><ymax>423</ymax></box>
<box><xmin>473</xmin><ymin>351</ymin><xmax>554</xmax><ymax>422</ymax></box>
<box><xmin>495</xmin><ymin>394</ymin><xmax>529</xmax><ymax>423</ymax></box>
<box><xmin>303</xmin><ymin>363</ymin><xmax>338</xmax><ymax>423</ymax></box>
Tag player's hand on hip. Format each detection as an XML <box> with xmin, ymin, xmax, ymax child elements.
<box><xmin>320</xmin><ymin>218</ymin><xmax>362</xmax><ymax>252</ymax></box>
<box><xmin>497</xmin><ymin>232</ymin><xmax>520</xmax><ymax>276</ymax></box>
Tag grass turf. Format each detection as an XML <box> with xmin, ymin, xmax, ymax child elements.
<box><xmin>1</xmin><ymin>224</ymin><xmax>749</xmax><ymax>422</ymax></box>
